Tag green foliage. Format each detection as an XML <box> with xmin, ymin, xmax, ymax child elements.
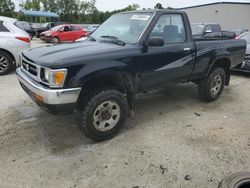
<box><xmin>0</xmin><ymin>0</ymin><xmax>15</xmax><ymax>17</ymax></box>
<box><xmin>2</xmin><ymin>0</ymin><xmax>141</xmax><ymax>24</ymax></box>
<box><xmin>20</xmin><ymin>0</ymin><xmax>41</xmax><ymax>11</ymax></box>
<box><xmin>154</xmin><ymin>3</ymin><xmax>164</xmax><ymax>9</ymax></box>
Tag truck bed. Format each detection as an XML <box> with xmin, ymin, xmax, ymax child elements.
<box><xmin>191</xmin><ymin>38</ymin><xmax>246</xmax><ymax>78</ymax></box>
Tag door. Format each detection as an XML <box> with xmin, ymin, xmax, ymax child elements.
<box><xmin>139</xmin><ymin>14</ymin><xmax>195</xmax><ymax>90</ymax></box>
<box><xmin>71</xmin><ymin>25</ymin><xmax>82</xmax><ymax>40</ymax></box>
<box><xmin>59</xmin><ymin>26</ymin><xmax>72</xmax><ymax>41</ymax></box>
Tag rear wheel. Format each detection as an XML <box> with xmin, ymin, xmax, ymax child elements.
<box><xmin>198</xmin><ymin>67</ymin><xmax>226</xmax><ymax>102</ymax></box>
<box><xmin>79</xmin><ymin>87</ymin><xmax>128</xmax><ymax>141</ymax></box>
<box><xmin>0</xmin><ymin>51</ymin><xmax>14</xmax><ymax>76</ymax></box>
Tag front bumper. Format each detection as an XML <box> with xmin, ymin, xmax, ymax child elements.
<box><xmin>16</xmin><ymin>68</ymin><xmax>82</xmax><ymax>114</ymax></box>
<box><xmin>40</xmin><ymin>35</ymin><xmax>52</xmax><ymax>42</ymax></box>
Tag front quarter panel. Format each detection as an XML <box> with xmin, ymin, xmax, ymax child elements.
<box><xmin>63</xmin><ymin>46</ymin><xmax>141</xmax><ymax>88</ymax></box>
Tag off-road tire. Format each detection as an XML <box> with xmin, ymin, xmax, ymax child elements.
<box><xmin>79</xmin><ymin>87</ymin><xmax>129</xmax><ymax>141</ymax></box>
<box><xmin>198</xmin><ymin>67</ymin><xmax>226</xmax><ymax>102</ymax></box>
<box><xmin>0</xmin><ymin>51</ymin><xmax>14</xmax><ymax>76</ymax></box>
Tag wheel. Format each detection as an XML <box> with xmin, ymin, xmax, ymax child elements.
<box><xmin>52</xmin><ymin>37</ymin><xmax>59</xmax><ymax>43</ymax></box>
<box><xmin>79</xmin><ymin>87</ymin><xmax>129</xmax><ymax>141</ymax></box>
<box><xmin>218</xmin><ymin>172</ymin><xmax>250</xmax><ymax>188</ymax></box>
<box><xmin>36</xmin><ymin>32</ymin><xmax>41</xmax><ymax>38</ymax></box>
<box><xmin>0</xmin><ymin>51</ymin><xmax>14</xmax><ymax>76</ymax></box>
<box><xmin>198</xmin><ymin>67</ymin><xmax>226</xmax><ymax>102</ymax></box>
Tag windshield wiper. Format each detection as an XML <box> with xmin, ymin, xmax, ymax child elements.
<box><xmin>100</xmin><ymin>35</ymin><xmax>126</xmax><ymax>46</ymax></box>
<box><xmin>88</xmin><ymin>35</ymin><xmax>96</xmax><ymax>41</ymax></box>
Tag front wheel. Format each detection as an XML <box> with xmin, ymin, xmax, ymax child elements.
<box><xmin>79</xmin><ymin>87</ymin><xmax>129</xmax><ymax>141</ymax></box>
<box><xmin>198</xmin><ymin>67</ymin><xmax>226</xmax><ymax>102</ymax></box>
<box><xmin>52</xmin><ymin>37</ymin><xmax>59</xmax><ymax>43</ymax></box>
<box><xmin>0</xmin><ymin>51</ymin><xmax>13</xmax><ymax>76</ymax></box>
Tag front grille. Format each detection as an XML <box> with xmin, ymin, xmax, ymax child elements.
<box><xmin>21</xmin><ymin>56</ymin><xmax>41</xmax><ymax>82</ymax></box>
<box><xmin>22</xmin><ymin>59</ymin><xmax>38</xmax><ymax>76</ymax></box>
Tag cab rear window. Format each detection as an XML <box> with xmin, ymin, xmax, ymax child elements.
<box><xmin>0</xmin><ymin>21</ymin><xmax>10</xmax><ymax>32</ymax></box>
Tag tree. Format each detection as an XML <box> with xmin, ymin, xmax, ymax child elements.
<box><xmin>16</xmin><ymin>0</ymin><xmax>142</xmax><ymax>24</ymax></box>
<box><xmin>40</xmin><ymin>0</ymin><xmax>58</xmax><ymax>12</ymax></box>
<box><xmin>154</xmin><ymin>3</ymin><xmax>164</xmax><ymax>9</ymax></box>
<box><xmin>0</xmin><ymin>0</ymin><xmax>15</xmax><ymax>17</ymax></box>
<box><xmin>124</xmin><ymin>4</ymin><xmax>140</xmax><ymax>11</ymax></box>
<box><xmin>20</xmin><ymin>0</ymin><xmax>41</xmax><ymax>11</ymax></box>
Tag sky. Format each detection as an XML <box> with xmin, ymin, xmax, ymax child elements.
<box><xmin>13</xmin><ymin>0</ymin><xmax>250</xmax><ymax>11</ymax></box>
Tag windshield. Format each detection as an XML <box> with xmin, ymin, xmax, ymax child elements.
<box><xmin>240</xmin><ymin>32</ymin><xmax>250</xmax><ymax>44</ymax></box>
<box><xmin>50</xmin><ymin>25</ymin><xmax>63</xmax><ymax>31</ymax></box>
<box><xmin>191</xmin><ymin>24</ymin><xmax>205</xmax><ymax>35</ymax></box>
<box><xmin>91</xmin><ymin>12</ymin><xmax>154</xmax><ymax>43</ymax></box>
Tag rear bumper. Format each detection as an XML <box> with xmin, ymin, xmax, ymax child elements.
<box><xmin>16</xmin><ymin>67</ymin><xmax>81</xmax><ymax>114</ymax></box>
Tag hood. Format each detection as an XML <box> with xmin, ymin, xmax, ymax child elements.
<box><xmin>23</xmin><ymin>41</ymin><xmax>133</xmax><ymax>68</ymax></box>
<box><xmin>41</xmin><ymin>30</ymin><xmax>52</xmax><ymax>35</ymax></box>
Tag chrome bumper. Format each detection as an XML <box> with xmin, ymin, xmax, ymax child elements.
<box><xmin>16</xmin><ymin>68</ymin><xmax>81</xmax><ymax>105</ymax></box>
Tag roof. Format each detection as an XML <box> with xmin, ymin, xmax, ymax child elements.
<box><xmin>0</xmin><ymin>16</ymin><xmax>17</xmax><ymax>23</ymax></box>
<box><xmin>120</xmin><ymin>9</ymin><xmax>183</xmax><ymax>15</ymax></box>
<box><xmin>178</xmin><ymin>1</ymin><xmax>250</xmax><ymax>10</ymax></box>
<box><xmin>19</xmin><ymin>9</ymin><xmax>59</xmax><ymax>18</ymax></box>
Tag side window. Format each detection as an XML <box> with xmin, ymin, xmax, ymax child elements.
<box><xmin>205</xmin><ymin>25</ymin><xmax>212</xmax><ymax>31</ymax></box>
<box><xmin>71</xmin><ymin>26</ymin><xmax>81</xmax><ymax>31</ymax></box>
<box><xmin>212</xmin><ymin>25</ymin><xmax>220</xmax><ymax>32</ymax></box>
<box><xmin>64</xmin><ymin>26</ymin><xmax>71</xmax><ymax>32</ymax></box>
<box><xmin>0</xmin><ymin>21</ymin><xmax>10</xmax><ymax>32</ymax></box>
<box><xmin>150</xmin><ymin>14</ymin><xmax>186</xmax><ymax>44</ymax></box>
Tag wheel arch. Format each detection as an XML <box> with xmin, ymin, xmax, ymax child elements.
<box><xmin>0</xmin><ymin>48</ymin><xmax>16</xmax><ymax>65</ymax></box>
<box><xmin>77</xmin><ymin>72</ymin><xmax>137</xmax><ymax>116</ymax></box>
<box><xmin>207</xmin><ymin>57</ymin><xmax>231</xmax><ymax>85</ymax></box>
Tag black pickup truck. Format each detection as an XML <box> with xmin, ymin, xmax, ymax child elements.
<box><xmin>16</xmin><ymin>10</ymin><xmax>246</xmax><ymax>141</ymax></box>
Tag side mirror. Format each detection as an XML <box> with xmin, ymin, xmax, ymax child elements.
<box><xmin>148</xmin><ymin>37</ymin><xmax>164</xmax><ymax>47</ymax></box>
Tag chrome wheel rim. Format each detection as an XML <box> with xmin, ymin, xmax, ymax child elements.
<box><xmin>211</xmin><ymin>74</ymin><xmax>222</xmax><ymax>96</ymax></box>
<box><xmin>93</xmin><ymin>100</ymin><xmax>121</xmax><ymax>132</ymax></box>
<box><xmin>0</xmin><ymin>56</ymin><xmax>8</xmax><ymax>73</ymax></box>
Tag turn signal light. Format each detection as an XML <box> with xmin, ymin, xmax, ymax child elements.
<box><xmin>54</xmin><ymin>71</ymin><xmax>66</xmax><ymax>86</ymax></box>
<box><xmin>35</xmin><ymin>94</ymin><xmax>44</xmax><ymax>102</ymax></box>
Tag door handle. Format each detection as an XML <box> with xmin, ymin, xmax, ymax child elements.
<box><xmin>184</xmin><ymin>48</ymin><xmax>191</xmax><ymax>51</ymax></box>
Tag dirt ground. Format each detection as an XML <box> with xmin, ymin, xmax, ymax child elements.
<box><xmin>0</xmin><ymin>40</ymin><xmax>249</xmax><ymax>188</ymax></box>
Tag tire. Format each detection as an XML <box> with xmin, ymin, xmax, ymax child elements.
<box><xmin>52</xmin><ymin>37</ymin><xmax>59</xmax><ymax>43</ymax></box>
<box><xmin>198</xmin><ymin>67</ymin><xmax>226</xmax><ymax>102</ymax></box>
<box><xmin>79</xmin><ymin>87</ymin><xmax>129</xmax><ymax>141</ymax></box>
<box><xmin>218</xmin><ymin>172</ymin><xmax>250</xmax><ymax>188</ymax></box>
<box><xmin>0</xmin><ymin>51</ymin><xmax>14</xmax><ymax>76</ymax></box>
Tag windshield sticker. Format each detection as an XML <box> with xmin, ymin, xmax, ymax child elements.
<box><xmin>131</xmin><ymin>15</ymin><xmax>150</xmax><ymax>21</ymax></box>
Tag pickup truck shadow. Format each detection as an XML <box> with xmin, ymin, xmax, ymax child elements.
<box><xmin>36</xmin><ymin>83</ymin><xmax>203</xmax><ymax>155</ymax></box>
<box><xmin>231</xmin><ymin>71</ymin><xmax>250</xmax><ymax>78</ymax></box>
<box><xmin>6</xmin><ymin>83</ymin><xmax>230</xmax><ymax>156</ymax></box>
<box><xmin>124</xmin><ymin>83</ymin><xmax>201</xmax><ymax>130</ymax></box>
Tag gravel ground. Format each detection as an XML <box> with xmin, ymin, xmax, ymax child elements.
<box><xmin>0</xmin><ymin>40</ymin><xmax>249</xmax><ymax>188</ymax></box>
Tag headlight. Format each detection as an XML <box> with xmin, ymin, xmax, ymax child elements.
<box><xmin>42</xmin><ymin>68</ymin><xmax>67</xmax><ymax>88</ymax></box>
